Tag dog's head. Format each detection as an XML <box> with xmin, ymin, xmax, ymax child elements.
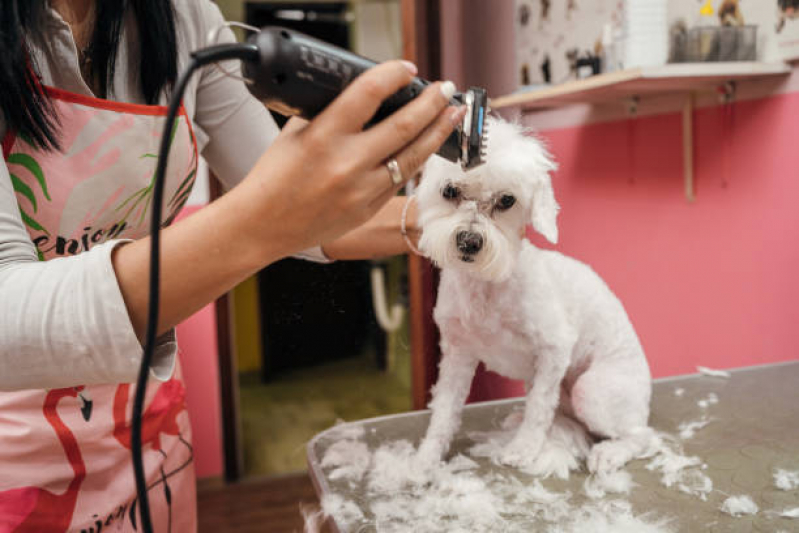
<box><xmin>417</xmin><ymin>118</ymin><xmax>558</xmax><ymax>282</ymax></box>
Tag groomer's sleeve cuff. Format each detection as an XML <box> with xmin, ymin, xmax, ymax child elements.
<box><xmin>150</xmin><ymin>330</ymin><xmax>178</xmax><ymax>381</ymax></box>
<box><xmin>293</xmin><ymin>245</ymin><xmax>334</xmax><ymax>264</ymax></box>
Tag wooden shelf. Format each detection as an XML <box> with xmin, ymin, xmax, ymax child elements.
<box><xmin>491</xmin><ymin>62</ymin><xmax>790</xmax><ymax>110</ymax></box>
<box><xmin>491</xmin><ymin>61</ymin><xmax>790</xmax><ymax>202</ymax></box>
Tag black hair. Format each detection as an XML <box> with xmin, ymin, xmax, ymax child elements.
<box><xmin>0</xmin><ymin>0</ymin><xmax>178</xmax><ymax>150</ymax></box>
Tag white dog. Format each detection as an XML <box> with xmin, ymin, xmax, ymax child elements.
<box><xmin>415</xmin><ymin>118</ymin><xmax>655</xmax><ymax>477</ymax></box>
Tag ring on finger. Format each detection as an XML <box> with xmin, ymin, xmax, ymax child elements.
<box><xmin>386</xmin><ymin>158</ymin><xmax>403</xmax><ymax>186</ymax></box>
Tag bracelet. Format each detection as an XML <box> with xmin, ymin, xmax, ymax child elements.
<box><xmin>401</xmin><ymin>195</ymin><xmax>424</xmax><ymax>256</ymax></box>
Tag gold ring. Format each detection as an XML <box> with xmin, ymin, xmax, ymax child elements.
<box><xmin>386</xmin><ymin>158</ymin><xmax>403</xmax><ymax>186</ymax></box>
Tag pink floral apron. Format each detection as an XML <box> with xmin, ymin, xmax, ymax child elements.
<box><xmin>0</xmin><ymin>86</ymin><xmax>199</xmax><ymax>532</ymax></box>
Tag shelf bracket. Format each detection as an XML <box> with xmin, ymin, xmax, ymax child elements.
<box><xmin>682</xmin><ymin>92</ymin><xmax>695</xmax><ymax>202</ymax></box>
<box><xmin>626</xmin><ymin>96</ymin><xmax>640</xmax><ymax>116</ymax></box>
<box><xmin>718</xmin><ymin>81</ymin><xmax>737</xmax><ymax>104</ymax></box>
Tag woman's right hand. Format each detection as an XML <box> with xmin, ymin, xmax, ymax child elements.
<box><xmin>235</xmin><ymin>60</ymin><xmax>466</xmax><ymax>260</ymax></box>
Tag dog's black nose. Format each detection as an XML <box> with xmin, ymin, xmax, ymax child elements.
<box><xmin>456</xmin><ymin>231</ymin><xmax>483</xmax><ymax>255</ymax></box>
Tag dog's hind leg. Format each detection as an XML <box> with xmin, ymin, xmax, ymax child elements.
<box><xmin>570</xmin><ymin>360</ymin><xmax>658</xmax><ymax>474</ymax></box>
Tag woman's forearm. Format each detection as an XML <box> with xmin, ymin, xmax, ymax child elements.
<box><xmin>321</xmin><ymin>196</ymin><xmax>419</xmax><ymax>261</ymax></box>
<box><xmin>112</xmin><ymin>179</ymin><xmax>288</xmax><ymax>341</ymax></box>
<box><xmin>113</xmin><ymin>59</ymin><xmax>457</xmax><ymax>341</ymax></box>
<box><xmin>114</xmin><ymin>193</ymin><xmax>421</xmax><ymax>340</ymax></box>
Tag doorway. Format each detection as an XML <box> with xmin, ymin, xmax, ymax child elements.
<box><xmin>228</xmin><ymin>0</ymin><xmax>411</xmax><ymax>479</ymax></box>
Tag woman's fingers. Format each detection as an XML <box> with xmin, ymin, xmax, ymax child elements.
<box><xmin>390</xmin><ymin>105</ymin><xmax>466</xmax><ymax>184</ymax></box>
<box><xmin>360</xmin><ymin>81</ymin><xmax>456</xmax><ymax>167</ymax></box>
<box><xmin>367</xmin><ymin>105</ymin><xmax>467</xmax><ymax>207</ymax></box>
<box><xmin>314</xmin><ymin>60</ymin><xmax>417</xmax><ymax>135</ymax></box>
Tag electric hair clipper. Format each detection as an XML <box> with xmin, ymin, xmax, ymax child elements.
<box><xmin>243</xmin><ymin>27</ymin><xmax>489</xmax><ymax>170</ymax></box>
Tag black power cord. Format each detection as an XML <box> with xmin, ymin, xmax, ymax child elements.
<box><xmin>133</xmin><ymin>42</ymin><xmax>258</xmax><ymax>533</ymax></box>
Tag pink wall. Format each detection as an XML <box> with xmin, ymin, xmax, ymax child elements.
<box><xmin>174</xmin><ymin>206</ymin><xmax>224</xmax><ymax>479</ymax></box>
<box><xmin>441</xmin><ymin>6</ymin><xmax>799</xmax><ymax>401</ymax></box>
<box><xmin>549</xmin><ymin>92</ymin><xmax>799</xmax><ymax>373</ymax></box>
<box><xmin>469</xmin><ymin>86</ymin><xmax>799</xmax><ymax>402</ymax></box>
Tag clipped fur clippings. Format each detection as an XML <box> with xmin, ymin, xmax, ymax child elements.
<box><xmin>720</xmin><ymin>495</ymin><xmax>759</xmax><ymax>517</ymax></box>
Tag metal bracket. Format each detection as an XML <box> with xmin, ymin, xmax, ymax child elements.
<box><xmin>683</xmin><ymin>92</ymin><xmax>695</xmax><ymax>202</ymax></box>
<box><xmin>627</xmin><ymin>96</ymin><xmax>640</xmax><ymax>116</ymax></box>
<box><xmin>718</xmin><ymin>81</ymin><xmax>737</xmax><ymax>105</ymax></box>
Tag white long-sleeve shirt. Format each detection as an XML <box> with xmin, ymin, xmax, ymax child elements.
<box><xmin>0</xmin><ymin>0</ymin><xmax>327</xmax><ymax>390</ymax></box>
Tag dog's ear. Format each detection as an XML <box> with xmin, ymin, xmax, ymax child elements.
<box><xmin>520</xmin><ymin>135</ymin><xmax>559</xmax><ymax>244</ymax></box>
<box><xmin>531</xmin><ymin>176</ymin><xmax>559</xmax><ymax>244</ymax></box>
<box><xmin>486</xmin><ymin>118</ymin><xmax>560</xmax><ymax>243</ymax></box>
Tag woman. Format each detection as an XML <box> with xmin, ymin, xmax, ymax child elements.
<box><xmin>0</xmin><ymin>0</ymin><xmax>462</xmax><ymax>530</ymax></box>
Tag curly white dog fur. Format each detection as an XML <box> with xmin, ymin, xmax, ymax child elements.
<box><xmin>415</xmin><ymin>118</ymin><xmax>655</xmax><ymax>477</ymax></box>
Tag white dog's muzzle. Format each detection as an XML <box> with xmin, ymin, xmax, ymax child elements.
<box><xmin>456</xmin><ymin>230</ymin><xmax>484</xmax><ymax>261</ymax></box>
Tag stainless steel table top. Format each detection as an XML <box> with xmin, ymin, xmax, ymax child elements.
<box><xmin>308</xmin><ymin>362</ymin><xmax>799</xmax><ymax>532</ymax></box>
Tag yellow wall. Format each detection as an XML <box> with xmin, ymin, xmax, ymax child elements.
<box><xmin>231</xmin><ymin>276</ymin><xmax>263</xmax><ymax>373</ymax></box>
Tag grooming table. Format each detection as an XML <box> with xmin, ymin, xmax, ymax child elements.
<box><xmin>307</xmin><ymin>362</ymin><xmax>799</xmax><ymax>532</ymax></box>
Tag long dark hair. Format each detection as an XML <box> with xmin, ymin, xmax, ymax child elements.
<box><xmin>0</xmin><ymin>0</ymin><xmax>178</xmax><ymax>150</ymax></box>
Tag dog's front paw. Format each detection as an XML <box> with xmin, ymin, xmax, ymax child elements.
<box><xmin>415</xmin><ymin>439</ymin><xmax>445</xmax><ymax>470</ymax></box>
<box><xmin>494</xmin><ymin>433</ymin><xmax>545</xmax><ymax>467</ymax></box>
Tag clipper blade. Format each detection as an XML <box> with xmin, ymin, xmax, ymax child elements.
<box><xmin>461</xmin><ymin>86</ymin><xmax>489</xmax><ymax>170</ymax></box>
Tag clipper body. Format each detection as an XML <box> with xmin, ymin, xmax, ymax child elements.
<box><xmin>243</xmin><ymin>27</ymin><xmax>488</xmax><ymax>170</ymax></box>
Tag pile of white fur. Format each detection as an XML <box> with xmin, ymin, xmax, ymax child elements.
<box><xmin>307</xmin><ymin>394</ymin><xmax>799</xmax><ymax>532</ymax></box>
<box><xmin>306</xmin><ymin>423</ymin><xmax>676</xmax><ymax>533</ymax></box>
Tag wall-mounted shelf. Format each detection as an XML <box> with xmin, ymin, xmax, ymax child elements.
<box><xmin>491</xmin><ymin>62</ymin><xmax>791</xmax><ymax>201</ymax></box>
<box><xmin>491</xmin><ymin>62</ymin><xmax>790</xmax><ymax>110</ymax></box>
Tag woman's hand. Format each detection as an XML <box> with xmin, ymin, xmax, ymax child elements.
<box><xmin>236</xmin><ymin>60</ymin><xmax>465</xmax><ymax>260</ymax></box>
<box><xmin>113</xmin><ymin>60</ymin><xmax>462</xmax><ymax>340</ymax></box>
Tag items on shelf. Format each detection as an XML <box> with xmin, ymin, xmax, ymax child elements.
<box><xmin>514</xmin><ymin>0</ymin><xmax>783</xmax><ymax>92</ymax></box>
<box><xmin>566</xmin><ymin>49</ymin><xmax>602</xmax><ymax>80</ymax></box>
<box><xmin>670</xmin><ymin>1</ymin><xmax>756</xmax><ymax>63</ymax></box>
<box><xmin>621</xmin><ymin>0</ymin><xmax>669</xmax><ymax>69</ymax></box>
<box><xmin>670</xmin><ymin>24</ymin><xmax>757</xmax><ymax>63</ymax></box>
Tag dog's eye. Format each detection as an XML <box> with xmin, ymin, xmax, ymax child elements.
<box><xmin>442</xmin><ymin>184</ymin><xmax>460</xmax><ymax>200</ymax></box>
<box><xmin>496</xmin><ymin>194</ymin><xmax>516</xmax><ymax>211</ymax></box>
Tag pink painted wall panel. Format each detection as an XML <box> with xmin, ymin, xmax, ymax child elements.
<box><xmin>174</xmin><ymin>206</ymin><xmax>224</xmax><ymax>479</ymax></box>
<box><xmin>469</xmin><ymin>91</ymin><xmax>799</xmax><ymax>402</ymax></box>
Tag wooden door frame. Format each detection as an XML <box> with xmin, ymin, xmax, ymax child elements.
<box><xmin>210</xmin><ymin>174</ymin><xmax>244</xmax><ymax>482</ymax></box>
<box><xmin>401</xmin><ymin>0</ymin><xmax>442</xmax><ymax>410</ymax></box>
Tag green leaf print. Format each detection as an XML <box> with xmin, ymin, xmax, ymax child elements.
<box><xmin>169</xmin><ymin>117</ymin><xmax>180</xmax><ymax>145</ymax></box>
<box><xmin>113</xmin><ymin>117</ymin><xmax>183</xmax><ymax>228</ymax></box>
<box><xmin>7</xmin><ymin>153</ymin><xmax>50</xmax><ymax>201</ymax></box>
<box><xmin>170</xmin><ymin>188</ymin><xmax>192</xmax><ymax>213</ymax></box>
<box><xmin>138</xmin><ymin>193</ymin><xmax>153</xmax><ymax>225</ymax></box>
<box><xmin>19</xmin><ymin>207</ymin><xmax>47</xmax><ymax>234</ymax></box>
<box><xmin>10</xmin><ymin>174</ymin><xmax>37</xmax><ymax>212</ymax></box>
<box><xmin>9</xmin><ymin>166</ymin><xmax>50</xmax><ymax>238</ymax></box>
<box><xmin>115</xmin><ymin>186</ymin><xmax>149</xmax><ymax>212</ymax></box>
<box><xmin>169</xmin><ymin>169</ymin><xmax>196</xmax><ymax>207</ymax></box>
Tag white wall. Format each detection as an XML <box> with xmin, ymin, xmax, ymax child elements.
<box><xmin>351</xmin><ymin>1</ymin><xmax>402</xmax><ymax>61</ymax></box>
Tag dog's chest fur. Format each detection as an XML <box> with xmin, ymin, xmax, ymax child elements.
<box><xmin>434</xmin><ymin>259</ymin><xmax>560</xmax><ymax>380</ymax></box>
